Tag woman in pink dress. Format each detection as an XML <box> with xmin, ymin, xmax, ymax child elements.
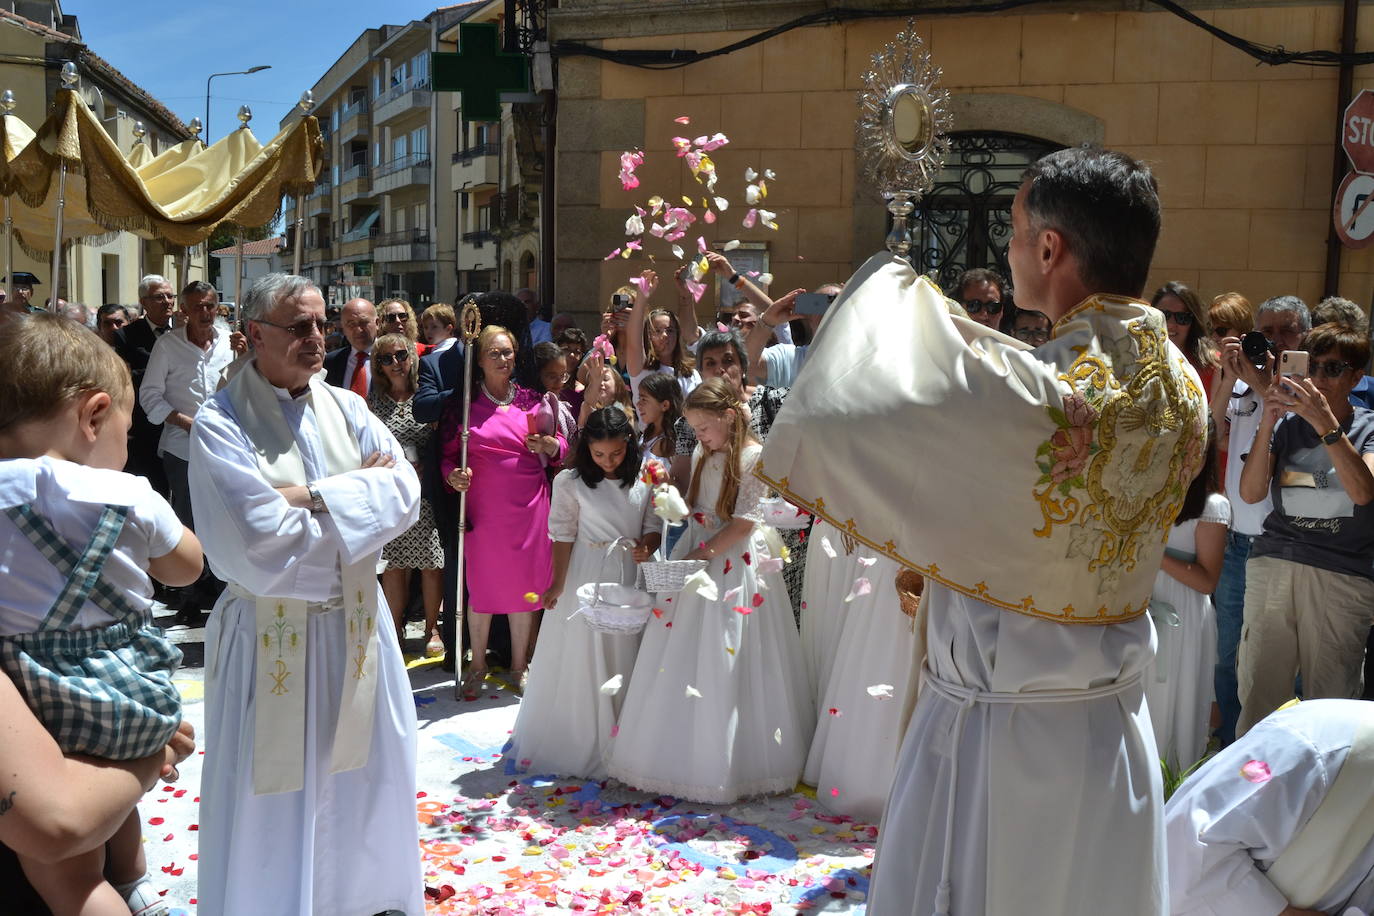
<box><xmin>442</xmin><ymin>325</ymin><xmax>567</xmax><ymax>698</ymax></box>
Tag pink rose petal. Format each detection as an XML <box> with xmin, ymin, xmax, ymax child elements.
<box><xmin>1240</xmin><ymin>759</ymin><xmax>1272</xmax><ymax>783</ymax></box>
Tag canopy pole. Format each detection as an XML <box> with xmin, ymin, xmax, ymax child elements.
<box><xmin>293</xmin><ymin>195</ymin><xmax>304</xmax><ymax>274</ymax></box>
<box><xmin>4</xmin><ymin>196</ymin><xmax>12</xmax><ymax>303</ymax></box>
<box><xmin>234</xmin><ymin>234</ymin><xmax>245</xmax><ymax>311</ymax></box>
<box><xmin>49</xmin><ymin>162</ymin><xmax>66</xmax><ymax>312</ymax></box>
<box><xmin>177</xmin><ymin>246</ymin><xmax>190</xmax><ymax>296</ymax></box>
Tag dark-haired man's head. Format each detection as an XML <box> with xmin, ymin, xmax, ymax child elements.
<box><xmin>1009</xmin><ymin>147</ymin><xmax>1160</xmax><ymax>318</ymax></box>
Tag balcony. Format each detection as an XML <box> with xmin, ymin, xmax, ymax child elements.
<box><xmin>492</xmin><ymin>189</ymin><xmax>537</xmax><ymax>236</ymax></box>
<box><xmin>374</xmin><ymin>228</ymin><xmax>433</xmax><ymax>263</ymax></box>
<box><xmin>374</xmin><ymin>76</ymin><xmax>431</xmax><ymax>126</ymax></box>
<box><xmin>338</xmin><ymin>163</ymin><xmax>372</xmax><ymax>204</ymax></box>
<box><xmin>338</xmin><ymin>98</ymin><xmax>369</xmax><ymax>143</ymax></box>
<box><xmin>306</xmin><ymin>182</ymin><xmax>331</xmax><ymax>217</ymax></box>
<box><xmin>450</xmin><ymin>142</ymin><xmax>499</xmax><ymax>191</ymax></box>
<box><xmin>373</xmin><ymin>152</ymin><xmax>430</xmax><ymax>194</ymax></box>
<box><xmin>460</xmin><ymin>229</ymin><xmax>494</xmax><ymax>248</ymax></box>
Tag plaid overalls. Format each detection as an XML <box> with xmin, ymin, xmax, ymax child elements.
<box><xmin>0</xmin><ymin>503</ymin><xmax>182</xmax><ymax>759</ymax></box>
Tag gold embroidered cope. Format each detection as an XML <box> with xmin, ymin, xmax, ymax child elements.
<box><xmin>757</xmin><ymin>253</ymin><xmax>1206</xmax><ymax>625</ymax></box>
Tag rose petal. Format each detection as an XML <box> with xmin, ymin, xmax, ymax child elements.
<box><xmin>674</xmin><ymin>116</ymin><xmax>691</xmax><ymax>124</ymax></box>
<box><xmin>774</xmin><ymin>728</ymin><xmax>783</xmax><ymax>744</ymax></box>
<box><xmin>866</xmin><ymin>684</ymin><xmax>895</xmax><ymax>699</ymax></box>
<box><xmin>751</xmin><ymin>592</ymin><xmax>764</xmax><ymax>607</ymax></box>
<box><xmin>820</xmin><ymin>536</ymin><xmax>837</xmax><ymax>559</ymax></box>
<box><xmin>857</xmin><ymin>556</ymin><xmax>877</xmax><ymax>568</ymax></box>
<box><xmin>599</xmin><ymin>674</ymin><xmax>623</xmax><ymax>695</ymax></box>
<box><xmin>733</xmin><ymin>605</ymin><xmax>753</xmax><ymax>615</ymax></box>
<box><xmin>684</xmin><ymin>569</ymin><xmax>718</xmax><ymax>601</ymax></box>
<box><xmin>685</xmin><ymin>685</ymin><xmax>703</xmax><ymax>698</ymax></box>
<box><xmin>722</xmin><ymin>239</ymin><xmax>741</xmax><ymax>251</ymax></box>
<box><xmin>845</xmin><ymin>577</ymin><xmax>873</xmax><ymax>603</ymax></box>
<box><xmin>1240</xmin><ymin>760</ymin><xmax>1272</xmax><ymax>783</ymax></box>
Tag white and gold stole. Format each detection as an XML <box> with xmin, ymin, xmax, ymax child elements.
<box><xmin>225</xmin><ymin>361</ymin><xmax>380</xmax><ymax>796</ymax></box>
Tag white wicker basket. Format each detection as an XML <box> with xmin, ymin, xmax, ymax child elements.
<box><xmin>572</xmin><ymin>540</ymin><xmax>655</xmax><ymax>634</ymax></box>
<box><xmin>638</xmin><ymin>558</ymin><xmax>709</xmax><ymax>594</ymax></box>
<box><xmin>758</xmin><ymin>496</ymin><xmax>811</xmax><ymax>530</ymax></box>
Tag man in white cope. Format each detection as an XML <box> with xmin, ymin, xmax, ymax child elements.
<box><xmin>1165</xmin><ymin>699</ymin><xmax>1374</xmax><ymax>916</ymax></box>
<box><xmin>757</xmin><ymin>146</ymin><xmax>1207</xmax><ymax>915</ymax></box>
<box><xmin>188</xmin><ymin>273</ymin><xmax>423</xmax><ymax>915</ymax></box>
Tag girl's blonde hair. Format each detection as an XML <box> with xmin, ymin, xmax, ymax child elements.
<box><xmin>684</xmin><ymin>377</ymin><xmax>752</xmax><ymax>523</ymax></box>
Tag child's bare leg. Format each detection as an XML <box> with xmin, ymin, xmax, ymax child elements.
<box><xmin>18</xmin><ymin>846</ymin><xmax>128</xmax><ymax>916</ymax></box>
<box><xmin>103</xmin><ymin>807</ymin><xmax>146</xmax><ymax>885</ymax></box>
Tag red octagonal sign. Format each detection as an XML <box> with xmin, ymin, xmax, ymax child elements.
<box><xmin>1344</xmin><ymin>89</ymin><xmax>1374</xmax><ymax>174</ymax></box>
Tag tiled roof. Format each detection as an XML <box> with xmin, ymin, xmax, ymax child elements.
<box><xmin>0</xmin><ymin>9</ymin><xmax>192</xmax><ymax>139</ymax></box>
<box><xmin>210</xmin><ymin>237</ymin><xmax>286</xmax><ymax>257</ymax></box>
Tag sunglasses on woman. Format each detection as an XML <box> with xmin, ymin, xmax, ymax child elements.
<box><xmin>961</xmin><ymin>298</ymin><xmax>1002</xmax><ymax>316</ymax></box>
<box><xmin>1160</xmin><ymin>309</ymin><xmax>1194</xmax><ymax>327</ymax></box>
<box><xmin>1311</xmin><ymin>359</ymin><xmax>1356</xmax><ymax>379</ymax></box>
<box><xmin>377</xmin><ymin>350</ymin><xmax>411</xmax><ymax>366</ymax></box>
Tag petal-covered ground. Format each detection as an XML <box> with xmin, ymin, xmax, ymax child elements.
<box><xmin>141</xmin><ymin>624</ymin><xmax>872</xmax><ymax>915</ymax></box>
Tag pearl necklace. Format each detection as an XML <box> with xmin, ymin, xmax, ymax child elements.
<box><xmin>482</xmin><ymin>381</ymin><xmax>515</xmax><ymax>406</ymax></box>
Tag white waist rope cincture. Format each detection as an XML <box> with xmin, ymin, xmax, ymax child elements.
<box><xmin>920</xmin><ymin>666</ymin><xmax>1145</xmax><ymax>916</ymax></box>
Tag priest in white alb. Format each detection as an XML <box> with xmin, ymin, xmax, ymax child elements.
<box><xmin>188</xmin><ymin>272</ymin><xmax>423</xmax><ymax>915</ymax></box>
<box><xmin>1166</xmin><ymin>698</ymin><xmax>1374</xmax><ymax>916</ymax></box>
<box><xmin>758</xmin><ymin>147</ymin><xmax>1207</xmax><ymax>914</ymax></box>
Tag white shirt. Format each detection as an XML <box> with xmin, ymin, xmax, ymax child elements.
<box><xmin>1225</xmin><ymin>379</ymin><xmax>1273</xmax><ymax>536</ymax></box>
<box><xmin>431</xmin><ymin>336</ymin><xmax>457</xmax><ymax>354</ymax></box>
<box><xmin>0</xmin><ymin>457</ymin><xmax>182</xmax><ymax>634</ymax></box>
<box><xmin>141</xmin><ymin>324</ymin><xmax>235</xmax><ymax>461</ymax></box>
<box><xmin>1166</xmin><ymin>699</ymin><xmax>1374</xmax><ymax>916</ymax></box>
<box><xmin>762</xmin><ymin>343</ymin><xmax>809</xmax><ymax>388</ymax></box>
<box><xmin>629</xmin><ymin>365</ymin><xmax>700</xmax><ymax>406</ymax></box>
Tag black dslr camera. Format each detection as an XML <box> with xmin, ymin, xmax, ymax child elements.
<box><xmin>1240</xmin><ymin>331</ymin><xmax>1276</xmax><ymax>369</ymax></box>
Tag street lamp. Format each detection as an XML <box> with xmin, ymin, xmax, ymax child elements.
<box><xmin>205</xmin><ymin>65</ymin><xmax>271</xmax><ymax>142</ymax></box>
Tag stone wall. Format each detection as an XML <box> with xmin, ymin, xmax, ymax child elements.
<box><xmin>553</xmin><ymin>3</ymin><xmax>1374</xmax><ymax>318</ymax></box>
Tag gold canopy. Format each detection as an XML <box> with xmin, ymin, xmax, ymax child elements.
<box><xmin>7</xmin><ymin>88</ymin><xmax>321</xmax><ymax>251</ymax></box>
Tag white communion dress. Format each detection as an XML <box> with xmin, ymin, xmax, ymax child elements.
<box><xmin>605</xmin><ymin>443</ymin><xmax>815</xmax><ymax>803</ymax></box>
<box><xmin>801</xmin><ymin>529</ymin><xmax>919</xmax><ymax>823</ymax></box>
<box><xmin>1145</xmin><ymin>492</ymin><xmax>1229</xmax><ymax>770</ymax></box>
<box><xmin>507</xmin><ymin>467</ymin><xmax>656</xmax><ymax>779</ymax></box>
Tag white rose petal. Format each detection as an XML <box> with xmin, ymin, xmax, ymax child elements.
<box><xmin>745</xmin><ymin>167</ymin><xmax>758</xmax><ymax>182</ymax></box>
<box><xmin>866</xmin><ymin>684</ymin><xmax>895</xmax><ymax>699</ymax></box>
<box><xmin>773</xmin><ymin>728</ymin><xmax>782</xmax><ymax>745</ymax></box>
<box><xmin>599</xmin><ymin>674</ymin><xmax>623</xmax><ymax>695</ymax></box>
<box><xmin>820</xmin><ymin>536</ymin><xmax>837</xmax><ymax>559</ymax></box>
<box><xmin>857</xmin><ymin>556</ymin><xmax>877</xmax><ymax>568</ymax></box>
<box><xmin>685</xmin><ymin>569</ymin><xmax>718</xmax><ymax>601</ymax></box>
<box><xmin>845</xmin><ymin>577</ymin><xmax>873</xmax><ymax>603</ymax></box>
<box><xmin>722</xmin><ymin>239</ymin><xmax>741</xmax><ymax>251</ymax></box>
<box><xmin>685</xmin><ymin>685</ymin><xmax>703</xmax><ymax>698</ymax></box>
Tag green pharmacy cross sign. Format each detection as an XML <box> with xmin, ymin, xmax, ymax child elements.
<box><xmin>433</xmin><ymin>23</ymin><xmax>530</xmax><ymax>123</ymax></box>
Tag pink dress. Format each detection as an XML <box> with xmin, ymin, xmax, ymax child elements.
<box><xmin>441</xmin><ymin>385</ymin><xmax>567</xmax><ymax>614</ymax></box>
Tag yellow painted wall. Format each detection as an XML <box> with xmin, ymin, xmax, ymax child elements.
<box><xmin>556</xmin><ymin>5</ymin><xmax>1374</xmax><ymax>318</ymax></box>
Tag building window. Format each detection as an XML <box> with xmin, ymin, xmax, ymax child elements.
<box><xmin>393</xmin><ymin>135</ymin><xmax>407</xmax><ymax>161</ymax></box>
<box><xmin>912</xmin><ymin>132</ymin><xmax>1062</xmax><ymax>292</ymax></box>
<box><xmin>372</xmin><ymin>73</ymin><xmax>381</xmax><ymax>99</ymax></box>
<box><xmin>393</xmin><ymin>209</ymin><xmax>407</xmax><ymax>232</ymax></box>
<box><xmin>415</xmin><ymin>203</ymin><xmax>428</xmax><ymax>232</ymax></box>
<box><xmin>390</xmin><ymin>59</ymin><xmax>408</xmax><ymax>89</ymax></box>
<box><xmin>413</xmin><ymin>51</ymin><xmax>430</xmax><ymax>84</ymax></box>
<box><xmin>411</xmin><ymin>126</ymin><xmax>428</xmax><ymax>156</ymax></box>
<box><xmin>373</xmin><ymin>141</ymin><xmax>382</xmax><ymax>167</ymax></box>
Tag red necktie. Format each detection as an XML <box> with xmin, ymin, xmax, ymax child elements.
<box><xmin>349</xmin><ymin>351</ymin><xmax>368</xmax><ymax>396</ymax></box>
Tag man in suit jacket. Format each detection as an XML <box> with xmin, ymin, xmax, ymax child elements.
<box><xmin>114</xmin><ymin>274</ymin><xmax>177</xmax><ymax>495</ymax></box>
<box><xmin>324</xmin><ymin>297</ymin><xmax>377</xmax><ymax>391</ymax></box>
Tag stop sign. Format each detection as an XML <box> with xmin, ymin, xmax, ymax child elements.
<box><xmin>1343</xmin><ymin>89</ymin><xmax>1374</xmax><ymax>174</ymax></box>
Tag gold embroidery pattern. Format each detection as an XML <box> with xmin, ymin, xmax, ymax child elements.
<box><xmin>261</xmin><ymin>602</ymin><xmax>299</xmax><ymax>658</ymax></box>
<box><xmin>1032</xmin><ymin>313</ymin><xmax>1205</xmax><ymax>596</ymax></box>
<box><xmin>753</xmin><ymin>461</ymin><xmax>1153</xmax><ymax>625</ymax></box>
<box><xmin>348</xmin><ymin>588</ymin><xmax>371</xmax><ymax>680</ymax></box>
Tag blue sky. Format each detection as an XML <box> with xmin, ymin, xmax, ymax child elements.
<box><xmin>67</xmin><ymin>1</ymin><xmax>441</xmax><ymax>140</ymax></box>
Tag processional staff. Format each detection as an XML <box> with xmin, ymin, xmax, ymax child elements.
<box><xmin>453</xmin><ymin>294</ymin><xmax>482</xmax><ymax>700</ymax></box>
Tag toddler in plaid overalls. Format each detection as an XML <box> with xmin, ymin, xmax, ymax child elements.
<box><xmin>0</xmin><ymin>313</ymin><xmax>201</xmax><ymax>916</ymax></box>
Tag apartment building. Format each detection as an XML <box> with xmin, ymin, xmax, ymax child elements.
<box><xmin>283</xmin><ymin>1</ymin><xmax>543</xmax><ymax>308</ymax></box>
<box><xmin>0</xmin><ymin>0</ymin><xmax>196</xmax><ymax>305</ymax></box>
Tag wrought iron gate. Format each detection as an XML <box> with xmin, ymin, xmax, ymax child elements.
<box><xmin>911</xmin><ymin>132</ymin><xmax>1062</xmax><ymax>294</ymax></box>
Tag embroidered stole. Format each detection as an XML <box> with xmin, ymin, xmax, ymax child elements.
<box><xmin>225</xmin><ymin>362</ymin><xmax>380</xmax><ymax>796</ymax></box>
<box><xmin>1266</xmin><ymin>709</ymin><xmax>1374</xmax><ymax>908</ymax></box>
